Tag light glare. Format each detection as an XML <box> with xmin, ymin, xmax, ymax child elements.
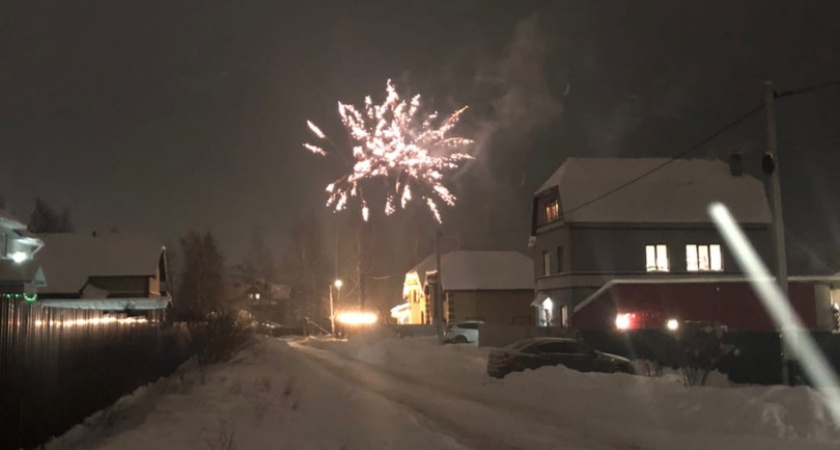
<box><xmin>615</xmin><ymin>313</ymin><xmax>631</xmax><ymax>330</ymax></box>
<box><xmin>336</xmin><ymin>311</ymin><xmax>377</xmax><ymax>325</ymax></box>
<box><xmin>709</xmin><ymin>202</ymin><xmax>840</xmax><ymax>425</ymax></box>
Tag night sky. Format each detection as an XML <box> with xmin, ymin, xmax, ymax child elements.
<box><xmin>3</xmin><ymin>1</ymin><xmax>840</xmax><ymax>274</ymax></box>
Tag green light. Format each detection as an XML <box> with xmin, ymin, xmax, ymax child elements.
<box><xmin>24</xmin><ymin>293</ymin><xmax>37</xmax><ymax>302</ymax></box>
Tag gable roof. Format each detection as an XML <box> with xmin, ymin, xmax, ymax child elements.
<box><xmin>537</xmin><ymin>157</ymin><xmax>772</xmax><ymax>224</ymax></box>
<box><xmin>36</xmin><ymin>233</ymin><xmax>164</xmax><ymax>295</ymax></box>
<box><xmin>408</xmin><ymin>251</ymin><xmax>534</xmax><ymax>291</ymax></box>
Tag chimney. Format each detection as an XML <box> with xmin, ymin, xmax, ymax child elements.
<box><xmin>729</xmin><ymin>151</ymin><xmax>743</xmax><ymax>177</ymax></box>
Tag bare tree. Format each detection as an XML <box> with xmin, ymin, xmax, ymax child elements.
<box><xmin>281</xmin><ymin>212</ymin><xmax>329</xmax><ymax>330</ymax></box>
<box><xmin>28</xmin><ymin>198</ymin><xmax>74</xmax><ymax>233</ymax></box>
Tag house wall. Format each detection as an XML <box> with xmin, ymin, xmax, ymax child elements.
<box><xmin>531</xmin><ymin>222</ymin><xmax>774</xmax><ymax>324</ymax></box>
<box><xmin>535</xmin><ymin>224</ymin><xmax>773</xmax><ymax>276</ymax></box>
<box><xmin>405</xmin><ymin>284</ymin><xmax>429</xmax><ymax>325</ymax></box>
<box><xmin>572</xmin><ymin>281</ymin><xmax>821</xmax><ymax>332</ymax></box>
<box><xmin>446</xmin><ymin>290</ymin><xmax>534</xmax><ymax>325</ymax></box>
<box><xmin>149</xmin><ymin>266</ymin><xmax>161</xmax><ymax>296</ymax></box>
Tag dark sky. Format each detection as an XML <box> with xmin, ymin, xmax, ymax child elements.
<box><xmin>3</xmin><ymin>1</ymin><xmax>840</xmax><ymax>272</ymax></box>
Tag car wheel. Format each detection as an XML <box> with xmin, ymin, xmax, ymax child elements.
<box><xmin>452</xmin><ymin>335</ymin><xmax>468</xmax><ymax>344</ymax></box>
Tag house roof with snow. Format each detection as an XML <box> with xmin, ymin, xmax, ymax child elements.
<box><xmin>536</xmin><ymin>157</ymin><xmax>772</xmax><ymax>224</ymax></box>
<box><xmin>36</xmin><ymin>233</ymin><xmax>164</xmax><ymax>295</ymax></box>
<box><xmin>407</xmin><ymin>251</ymin><xmax>534</xmax><ymax>291</ymax></box>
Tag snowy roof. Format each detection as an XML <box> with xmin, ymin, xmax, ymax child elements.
<box><xmin>0</xmin><ymin>209</ymin><xmax>27</xmax><ymax>230</ymax></box>
<box><xmin>36</xmin><ymin>233</ymin><xmax>164</xmax><ymax>295</ymax></box>
<box><xmin>537</xmin><ymin>157</ymin><xmax>772</xmax><ymax>224</ymax></box>
<box><xmin>408</xmin><ymin>251</ymin><xmax>534</xmax><ymax>291</ymax></box>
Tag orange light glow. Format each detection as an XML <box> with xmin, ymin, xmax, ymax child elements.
<box><xmin>336</xmin><ymin>311</ymin><xmax>378</xmax><ymax>325</ymax></box>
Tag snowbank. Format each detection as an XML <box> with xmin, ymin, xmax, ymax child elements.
<box><xmin>306</xmin><ymin>336</ymin><xmax>840</xmax><ymax>447</ymax></box>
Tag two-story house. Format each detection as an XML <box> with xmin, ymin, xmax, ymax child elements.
<box><xmin>530</xmin><ymin>157</ymin><xmax>838</xmax><ymax>331</ymax></box>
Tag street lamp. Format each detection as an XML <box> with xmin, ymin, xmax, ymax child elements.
<box><xmin>330</xmin><ymin>279</ymin><xmax>343</xmax><ymax>336</ymax></box>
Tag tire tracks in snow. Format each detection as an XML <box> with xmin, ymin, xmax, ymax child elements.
<box><xmin>290</xmin><ymin>340</ymin><xmax>627</xmax><ymax>450</ymax></box>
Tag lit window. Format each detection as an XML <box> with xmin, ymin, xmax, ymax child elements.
<box><xmin>645</xmin><ymin>245</ymin><xmax>669</xmax><ymax>272</ymax></box>
<box><xmin>544</xmin><ymin>199</ymin><xmax>560</xmax><ymax>223</ymax></box>
<box><xmin>686</xmin><ymin>245</ymin><xmax>723</xmax><ymax>271</ymax></box>
<box><xmin>542</xmin><ymin>251</ymin><xmax>551</xmax><ymax>276</ymax></box>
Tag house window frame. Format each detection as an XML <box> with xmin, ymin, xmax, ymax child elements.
<box><xmin>686</xmin><ymin>244</ymin><xmax>723</xmax><ymax>272</ymax></box>
<box><xmin>544</xmin><ymin>198</ymin><xmax>560</xmax><ymax>223</ymax></box>
<box><xmin>542</xmin><ymin>251</ymin><xmax>551</xmax><ymax>276</ymax></box>
<box><xmin>645</xmin><ymin>244</ymin><xmax>670</xmax><ymax>272</ymax></box>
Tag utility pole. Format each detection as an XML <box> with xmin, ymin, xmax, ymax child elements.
<box><xmin>764</xmin><ymin>80</ymin><xmax>791</xmax><ymax>384</ymax></box>
<box><xmin>434</xmin><ymin>229</ymin><xmax>444</xmax><ymax>342</ymax></box>
<box><xmin>329</xmin><ymin>284</ymin><xmax>335</xmax><ymax>336</ymax></box>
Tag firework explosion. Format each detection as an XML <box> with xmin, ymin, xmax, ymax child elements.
<box><xmin>304</xmin><ymin>80</ymin><xmax>474</xmax><ymax>223</ymax></box>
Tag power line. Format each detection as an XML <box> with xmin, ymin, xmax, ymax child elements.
<box><xmin>475</xmin><ymin>80</ymin><xmax>840</xmax><ymax>239</ymax></box>
<box><xmin>560</xmin><ymin>103</ymin><xmax>764</xmax><ymax>218</ymax></box>
<box><xmin>777</xmin><ymin>79</ymin><xmax>840</xmax><ymax>99</ymax></box>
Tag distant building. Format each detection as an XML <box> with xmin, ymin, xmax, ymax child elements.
<box><xmin>530</xmin><ymin>157</ymin><xmax>838</xmax><ymax>331</ymax></box>
<box><xmin>402</xmin><ymin>251</ymin><xmax>534</xmax><ymax>325</ymax></box>
<box><xmin>229</xmin><ymin>277</ymin><xmax>293</xmax><ymax>325</ymax></box>
<box><xmin>0</xmin><ymin>211</ymin><xmax>45</xmax><ymax>299</ymax></box>
<box><xmin>34</xmin><ymin>233</ymin><xmax>170</xmax><ymax>311</ymax></box>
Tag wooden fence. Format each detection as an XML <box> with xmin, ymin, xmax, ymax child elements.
<box><xmin>0</xmin><ymin>300</ymin><xmax>191</xmax><ymax>450</ymax></box>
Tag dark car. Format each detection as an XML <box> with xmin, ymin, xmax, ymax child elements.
<box><xmin>487</xmin><ymin>337</ymin><xmax>635</xmax><ymax>378</ymax></box>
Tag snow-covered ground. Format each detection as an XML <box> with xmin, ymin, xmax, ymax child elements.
<box><xmin>304</xmin><ymin>334</ymin><xmax>840</xmax><ymax>450</ymax></box>
<box><xmin>46</xmin><ymin>334</ymin><xmax>840</xmax><ymax>450</ymax></box>
<box><xmin>45</xmin><ymin>338</ymin><xmax>466</xmax><ymax>450</ymax></box>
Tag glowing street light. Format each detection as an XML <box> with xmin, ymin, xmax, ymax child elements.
<box><xmin>666</xmin><ymin>318</ymin><xmax>680</xmax><ymax>331</ymax></box>
<box><xmin>336</xmin><ymin>311</ymin><xmax>377</xmax><ymax>325</ymax></box>
<box><xmin>330</xmin><ymin>279</ymin><xmax>344</xmax><ymax>336</ymax></box>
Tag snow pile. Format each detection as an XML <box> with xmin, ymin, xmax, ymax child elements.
<box><xmin>308</xmin><ymin>336</ymin><xmax>840</xmax><ymax>447</ymax></box>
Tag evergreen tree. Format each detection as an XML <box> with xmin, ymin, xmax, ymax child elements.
<box><xmin>176</xmin><ymin>230</ymin><xmax>226</xmax><ymax>319</ymax></box>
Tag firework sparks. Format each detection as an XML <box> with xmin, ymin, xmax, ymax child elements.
<box><xmin>304</xmin><ymin>79</ymin><xmax>473</xmax><ymax>222</ymax></box>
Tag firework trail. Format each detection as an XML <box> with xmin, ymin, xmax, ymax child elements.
<box><xmin>304</xmin><ymin>80</ymin><xmax>474</xmax><ymax>223</ymax></box>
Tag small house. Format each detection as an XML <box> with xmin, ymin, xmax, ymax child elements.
<box><xmin>403</xmin><ymin>251</ymin><xmax>534</xmax><ymax>325</ymax></box>
<box><xmin>34</xmin><ymin>233</ymin><xmax>170</xmax><ymax>311</ymax></box>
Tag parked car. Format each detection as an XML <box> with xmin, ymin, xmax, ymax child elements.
<box><xmin>444</xmin><ymin>320</ymin><xmax>484</xmax><ymax>344</ymax></box>
<box><xmin>486</xmin><ymin>337</ymin><xmax>635</xmax><ymax>378</ymax></box>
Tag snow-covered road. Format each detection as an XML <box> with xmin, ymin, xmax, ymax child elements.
<box><xmin>45</xmin><ymin>335</ymin><xmax>840</xmax><ymax>450</ymax></box>
<box><xmin>291</xmin><ymin>341</ymin><xmax>616</xmax><ymax>450</ymax></box>
<box><xmin>302</xmin><ymin>335</ymin><xmax>840</xmax><ymax>450</ymax></box>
